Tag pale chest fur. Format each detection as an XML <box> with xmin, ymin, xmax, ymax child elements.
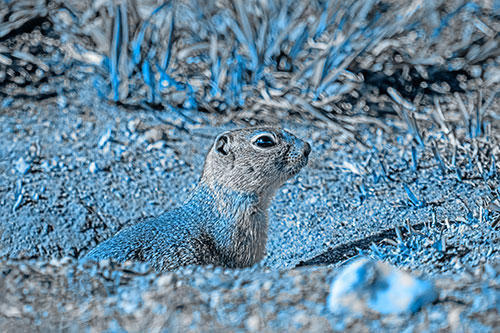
<box><xmin>198</xmin><ymin>185</ymin><xmax>270</xmax><ymax>268</ymax></box>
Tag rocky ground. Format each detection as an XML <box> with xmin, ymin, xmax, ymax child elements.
<box><xmin>0</xmin><ymin>73</ymin><xmax>499</xmax><ymax>331</ymax></box>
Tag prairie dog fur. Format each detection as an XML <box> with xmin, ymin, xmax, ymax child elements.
<box><xmin>83</xmin><ymin>127</ymin><xmax>311</xmax><ymax>270</ymax></box>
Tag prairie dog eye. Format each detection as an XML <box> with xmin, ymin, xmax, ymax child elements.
<box><xmin>253</xmin><ymin>135</ymin><xmax>276</xmax><ymax>148</ymax></box>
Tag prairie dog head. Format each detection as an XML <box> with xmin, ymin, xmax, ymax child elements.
<box><xmin>201</xmin><ymin>127</ymin><xmax>311</xmax><ymax>200</ymax></box>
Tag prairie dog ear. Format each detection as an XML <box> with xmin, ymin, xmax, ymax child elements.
<box><xmin>214</xmin><ymin>134</ymin><xmax>231</xmax><ymax>156</ymax></box>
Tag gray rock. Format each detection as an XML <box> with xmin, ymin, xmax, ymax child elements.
<box><xmin>327</xmin><ymin>257</ymin><xmax>437</xmax><ymax>315</ymax></box>
<box><xmin>14</xmin><ymin>157</ymin><xmax>31</xmax><ymax>175</ymax></box>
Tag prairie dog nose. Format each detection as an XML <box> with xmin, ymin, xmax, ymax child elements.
<box><xmin>303</xmin><ymin>141</ymin><xmax>311</xmax><ymax>157</ymax></box>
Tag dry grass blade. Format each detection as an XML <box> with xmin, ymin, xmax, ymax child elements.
<box><xmin>0</xmin><ymin>0</ymin><xmax>47</xmax><ymax>38</ymax></box>
<box><xmin>432</xmin><ymin>96</ymin><xmax>458</xmax><ymax>146</ymax></box>
<box><xmin>285</xmin><ymin>93</ymin><xmax>369</xmax><ymax>149</ymax></box>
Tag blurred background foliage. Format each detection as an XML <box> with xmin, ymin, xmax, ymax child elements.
<box><xmin>1</xmin><ymin>0</ymin><xmax>499</xmax><ymax>129</ymax></box>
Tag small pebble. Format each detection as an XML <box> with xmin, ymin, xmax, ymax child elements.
<box><xmin>144</xmin><ymin>128</ymin><xmax>165</xmax><ymax>143</ymax></box>
<box><xmin>89</xmin><ymin>162</ymin><xmax>99</xmax><ymax>174</ymax></box>
<box><xmin>98</xmin><ymin>128</ymin><xmax>112</xmax><ymax>148</ymax></box>
<box><xmin>146</xmin><ymin>140</ymin><xmax>166</xmax><ymax>151</ymax></box>
<box><xmin>14</xmin><ymin>157</ymin><xmax>31</xmax><ymax>175</ymax></box>
<box><xmin>57</xmin><ymin>95</ymin><xmax>67</xmax><ymax>108</ymax></box>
